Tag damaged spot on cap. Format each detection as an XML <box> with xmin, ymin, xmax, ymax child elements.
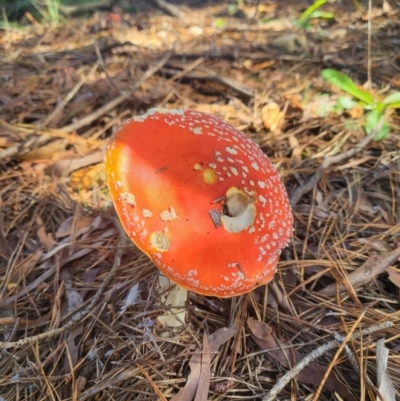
<box><xmin>150</xmin><ymin>231</ymin><xmax>170</xmax><ymax>252</ymax></box>
<box><xmin>221</xmin><ymin>187</ymin><xmax>256</xmax><ymax>233</ymax></box>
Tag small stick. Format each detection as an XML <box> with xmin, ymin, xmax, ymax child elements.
<box><xmin>366</xmin><ymin>0</ymin><xmax>372</xmax><ymax>90</ymax></box>
<box><xmin>262</xmin><ymin>320</ymin><xmax>394</xmax><ymax>401</ymax></box>
<box><xmin>311</xmin><ymin>309</ymin><xmax>366</xmax><ymax>401</ymax></box>
<box><xmin>290</xmin><ymin>118</ymin><xmax>383</xmax><ymax>208</ymax></box>
<box><xmin>0</xmin><ymin>218</ymin><xmax>128</xmax><ymax>350</ymax></box>
<box><xmin>0</xmin><ymin>49</ymin><xmax>173</xmax><ymax>162</ymax></box>
<box><xmin>62</xmin><ymin>49</ymin><xmax>174</xmax><ymax>134</ymax></box>
<box><xmin>41</xmin><ymin>61</ymin><xmax>101</xmax><ymax>129</ymax></box>
<box><xmin>93</xmin><ymin>38</ymin><xmax>122</xmax><ymax>95</ymax></box>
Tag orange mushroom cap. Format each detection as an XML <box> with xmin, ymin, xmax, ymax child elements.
<box><xmin>105</xmin><ymin>108</ymin><xmax>293</xmax><ymax>297</ymax></box>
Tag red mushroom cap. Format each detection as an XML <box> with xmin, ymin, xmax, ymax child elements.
<box><xmin>105</xmin><ymin>108</ymin><xmax>293</xmax><ymax>297</ymax></box>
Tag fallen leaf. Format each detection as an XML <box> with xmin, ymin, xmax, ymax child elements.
<box><xmin>247</xmin><ymin>318</ymin><xmax>356</xmax><ymax>401</ymax></box>
<box><xmin>288</xmin><ymin>134</ymin><xmax>301</xmax><ymax>162</ymax></box>
<box><xmin>56</xmin><ymin>215</ymin><xmax>105</xmax><ymax>238</ymax></box>
<box><xmin>387</xmin><ymin>266</ymin><xmax>400</xmax><ymax>289</ymax></box>
<box><xmin>208</xmin><ymin>326</ymin><xmax>238</xmax><ymax>353</ymax></box>
<box><xmin>19</xmin><ymin>140</ymin><xmax>68</xmax><ymax>161</ymax></box>
<box><xmin>376</xmin><ymin>339</ymin><xmax>396</xmax><ymax>401</ymax></box>
<box><xmin>46</xmin><ymin>147</ymin><xmax>105</xmax><ymax>177</ymax></box>
<box><xmin>194</xmin><ymin>333</ymin><xmax>211</xmax><ymax>401</ymax></box>
<box><xmin>36</xmin><ymin>216</ymin><xmax>57</xmax><ymax>252</ymax></box>
<box><xmin>261</xmin><ymin>102</ymin><xmax>284</xmax><ymax>132</ymax></box>
<box><xmin>46</xmin><ymin>144</ymin><xmax>106</xmax><ymax>177</ymax></box>
<box><xmin>349</xmin><ymin>104</ymin><xmax>364</xmax><ymax>119</ymax></box>
<box><xmin>170</xmin><ymin>345</ymin><xmax>201</xmax><ymax>401</ymax></box>
<box><xmin>171</xmin><ymin>326</ymin><xmax>237</xmax><ymax>401</ymax></box>
<box><xmin>356</xmin><ymin>238</ymin><xmax>394</xmax><ymax>253</ymax></box>
<box><xmin>319</xmin><ymin>247</ymin><xmax>400</xmax><ymax>296</ymax></box>
<box><xmin>120</xmin><ymin>283</ymin><xmax>140</xmax><ymax>315</ymax></box>
<box><xmin>61</xmin><ymin>269</ymin><xmax>84</xmax><ymax>374</ymax></box>
<box><xmin>0</xmin><ymin>196</ymin><xmax>12</xmax><ymax>260</ymax></box>
<box><xmin>0</xmin><ymin>259</ymin><xmax>53</xmax><ymax>308</ymax></box>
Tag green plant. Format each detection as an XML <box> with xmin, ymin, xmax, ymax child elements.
<box><xmin>30</xmin><ymin>0</ymin><xmax>61</xmax><ymax>26</ymax></box>
<box><xmin>214</xmin><ymin>17</ymin><xmax>226</xmax><ymax>29</ymax></box>
<box><xmin>322</xmin><ymin>68</ymin><xmax>400</xmax><ymax>140</ymax></box>
<box><xmin>294</xmin><ymin>0</ymin><xmax>334</xmax><ymax>30</ymax></box>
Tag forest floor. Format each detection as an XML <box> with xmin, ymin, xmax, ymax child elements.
<box><xmin>0</xmin><ymin>1</ymin><xmax>400</xmax><ymax>400</ymax></box>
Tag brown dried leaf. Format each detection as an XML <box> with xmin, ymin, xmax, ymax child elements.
<box><xmin>357</xmin><ymin>238</ymin><xmax>394</xmax><ymax>253</ymax></box>
<box><xmin>36</xmin><ymin>216</ymin><xmax>57</xmax><ymax>252</ymax></box>
<box><xmin>319</xmin><ymin>247</ymin><xmax>400</xmax><ymax>296</ymax></box>
<box><xmin>376</xmin><ymin>339</ymin><xmax>396</xmax><ymax>401</ymax></box>
<box><xmin>0</xmin><ymin>196</ymin><xmax>11</xmax><ymax>260</ymax></box>
<box><xmin>247</xmin><ymin>318</ymin><xmax>355</xmax><ymax>401</ymax></box>
<box><xmin>261</xmin><ymin>102</ymin><xmax>284</xmax><ymax>132</ymax></box>
<box><xmin>208</xmin><ymin>326</ymin><xmax>238</xmax><ymax>353</ymax></box>
<box><xmin>194</xmin><ymin>333</ymin><xmax>211</xmax><ymax>401</ymax></box>
<box><xmin>19</xmin><ymin>140</ymin><xmax>68</xmax><ymax>161</ymax></box>
<box><xmin>61</xmin><ymin>269</ymin><xmax>84</xmax><ymax>374</ymax></box>
<box><xmin>171</xmin><ymin>326</ymin><xmax>237</xmax><ymax>401</ymax></box>
<box><xmin>56</xmin><ymin>216</ymin><xmax>99</xmax><ymax>238</ymax></box>
<box><xmin>288</xmin><ymin>134</ymin><xmax>301</xmax><ymax>162</ymax></box>
<box><xmin>349</xmin><ymin>104</ymin><xmax>364</xmax><ymax>119</ymax></box>
<box><xmin>387</xmin><ymin>266</ymin><xmax>400</xmax><ymax>289</ymax></box>
<box><xmin>45</xmin><ymin>147</ymin><xmax>105</xmax><ymax>177</ymax></box>
<box><xmin>170</xmin><ymin>346</ymin><xmax>201</xmax><ymax>401</ymax></box>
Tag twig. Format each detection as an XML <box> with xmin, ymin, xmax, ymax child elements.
<box><xmin>41</xmin><ymin>61</ymin><xmax>101</xmax><ymax>128</ymax></box>
<box><xmin>263</xmin><ymin>320</ymin><xmax>394</xmax><ymax>401</ymax></box>
<box><xmin>318</xmin><ymin>246</ymin><xmax>400</xmax><ymax>296</ymax></box>
<box><xmin>0</xmin><ymin>49</ymin><xmax>173</xmax><ymax>162</ymax></box>
<box><xmin>0</xmin><ymin>218</ymin><xmax>128</xmax><ymax>350</ymax></box>
<box><xmin>154</xmin><ymin>0</ymin><xmax>186</xmax><ymax>18</ymax></box>
<box><xmin>0</xmin><ymin>62</ymin><xmax>99</xmax><ymax>162</ymax></box>
<box><xmin>366</xmin><ymin>0</ymin><xmax>372</xmax><ymax>90</ymax></box>
<box><xmin>58</xmin><ymin>0</ymin><xmax>112</xmax><ymax>15</ymax></box>
<box><xmin>161</xmin><ymin>66</ymin><xmax>254</xmax><ymax>98</ymax></box>
<box><xmin>311</xmin><ymin>309</ymin><xmax>366</xmax><ymax>401</ymax></box>
<box><xmin>290</xmin><ymin>128</ymin><xmax>376</xmax><ymax>208</ymax></box>
<box><xmin>93</xmin><ymin>39</ymin><xmax>122</xmax><ymax>95</ymax></box>
<box><xmin>335</xmin><ymin>333</ymin><xmax>386</xmax><ymax>401</ymax></box>
<box><xmin>62</xmin><ymin>49</ymin><xmax>174</xmax><ymax>134</ymax></box>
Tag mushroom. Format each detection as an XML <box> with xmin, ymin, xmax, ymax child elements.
<box><xmin>105</xmin><ymin>108</ymin><xmax>293</xmax><ymax>297</ymax></box>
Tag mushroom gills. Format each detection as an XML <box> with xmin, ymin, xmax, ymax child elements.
<box><xmin>221</xmin><ymin>187</ymin><xmax>256</xmax><ymax>233</ymax></box>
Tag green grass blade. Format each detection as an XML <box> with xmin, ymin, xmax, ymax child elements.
<box><xmin>322</xmin><ymin>69</ymin><xmax>374</xmax><ymax>105</ymax></box>
<box><xmin>383</xmin><ymin>92</ymin><xmax>400</xmax><ymax>106</ymax></box>
<box><xmin>299</xmin><ymin>0</ymin><xmax>327</xmax><ymax>23</ymax></box>
<box><xmin>309</xmin><ymin>10</ymin><xmax>335</xmax><ymax>19</ymax></box>
<box><xmin>364</xmin><ymin>109</ymin><xmax>390</xmax><ymax>140</ymax></box>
